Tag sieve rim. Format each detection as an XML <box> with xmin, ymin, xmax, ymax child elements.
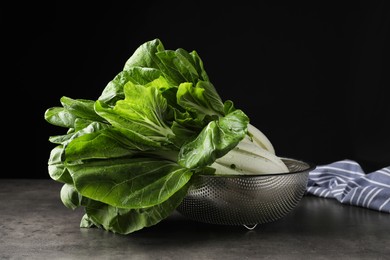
<box><xmin>198</xmin><ymin>157</ymin><xmax>316</xmax><ymax>178</ymax></box>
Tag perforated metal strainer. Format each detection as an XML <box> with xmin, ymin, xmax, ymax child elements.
<box><xmin>176</xmin><ymin>158</ymin><xmax>314</xmax><ymax>228</ymax></box>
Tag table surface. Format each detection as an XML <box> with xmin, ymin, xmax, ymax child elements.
<box><xmin>1</xmin><ymin>179</ymin><xmax>389</xmax><ymax>260</ymax></box>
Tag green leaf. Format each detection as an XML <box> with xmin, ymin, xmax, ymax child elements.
<box><xmin>177</xmin><ymin>81</ymin><xmax>224</xmax><ymax>118</ymax></box>
<box><xmin>98</xmin><ymin>67</ymin><xmax>162</xmax><ymax>105</ymax></box>
<box><xmin>80</xmin><ymin>214</ymin><xmax>96</xmax><ymax>228</ymax></box>
<box><xmin>48</xmin><ymin>133</ymin><xmax>75</xmax><ymax>145</ymax></box>
<box><xmin>48</xmin><ymin>119</ymin><xmax>109</xmax><ymax>145</ymax></box>
<box><xmin>155</xmin><ymin>48</ymin><xmax>210</xmax><ymax>85</ymax></box>
<box><xmin>68</xmin><ymin>157</ymin><xmax>192</xmax><ymax>209</ymax></box>
<box><xmin>94</xmin><ymin>100</ymin><xmax>162</xmax><ymax>148</ymax></box>
<box><xmin>65</xmin><ymin>128</ymin><xmax>141</xmax><ymax>162</ymax></box>
<box><xmin>122</xmin><ymin>39</ymin><xmax>209</xmax><ymax>87</ymax></box>
<box><xmin>44</xmin><ymin>107</ymin><xmax>77</xmax><ymax>128</ymax></box>
<box><xmin>48</xmin><ymin>145</ymin><xmax>73</xmax><ymax>184</ymax></box>
<box><xmin>156</xmin><ymin>50</ymin><xmax>196</xmax><ymax>84</ymax></box>
<box><xmin>60</xmin><ymin>183</ymin><xmax>82</xmax><ymax>210</ymax></box>
<box><xmin>178</xmin><ymin>110</ymin><xmax>249</xmax><ymax>169</ymax></box>
<box><xmin>60</xmin><ymin>97</ymin><xmax>105</xmax><ymax>123</ymax></box>
<box><xmin>81</xmin><ymin>182</ymin><xmax>190</xmax><ymax>234</ymax></box>
<box><xmin>95</xmin><ymin>80</ymin><xmax>174</xmax><ymax>145</ymax></box>
<box><xmin>48</xmin><ymin>121</ymin><xmax>115</xmax><ymax>183</ymax></box>
<box><xmin>223</xmin><ymin>100</ymin><xmax>236</xmax><ymax>115</ymax></box>
<box><xmin>123</xmin><ymin>38</ymin><xmax>165</xmax><ymax>71</ymax></box>
<box><xmin>189</xmin><ymin>50</ymin><xmax>209</xmax><ymax>82</ymax></box>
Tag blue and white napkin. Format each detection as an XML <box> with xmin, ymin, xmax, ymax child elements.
<box><xmin>306</xmin><ymin>159</ymin><xmax>390</xmax><ymax>213</ymax></box>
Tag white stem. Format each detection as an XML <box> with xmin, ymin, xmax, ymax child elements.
<box><xmin>245</xmin><ymin>123</ymin><xmax>275</xmax><ymax>154</ymax></box>
<box><xmin>211</xmin><ymin>140</ymin><xmax>289</xmax><ymax>175</ymax></box>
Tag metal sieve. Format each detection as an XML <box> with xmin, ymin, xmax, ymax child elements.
<box><xmin>176</xmin><ymin>158</ymin><xmax>315</xmax><ymax>228</ymax></box>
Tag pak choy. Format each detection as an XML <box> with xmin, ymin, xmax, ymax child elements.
<box><xmin>44</xmin><ymin>38</ymin><xmax>288</xmax><ymax>235</ymax></box>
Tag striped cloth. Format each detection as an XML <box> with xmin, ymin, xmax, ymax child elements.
<box><xmin>306</xmin><ymin>159</ymin><xmax>390</xmax><ymax>213</ymax></box>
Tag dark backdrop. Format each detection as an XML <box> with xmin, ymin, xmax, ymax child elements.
<box><xmin>6</xmin><ymin>1</ymin><xmax>389</xmax><ymax>179</ymax></box>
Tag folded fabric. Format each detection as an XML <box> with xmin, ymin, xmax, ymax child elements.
<box><xmin>306</xmin><ymin>159</ymin><xmax>390</xmax><ymax>213</ymax></box>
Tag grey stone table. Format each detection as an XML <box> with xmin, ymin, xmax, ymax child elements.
<box><xmin>1</xmin><ymin>179</ymin><xmax>389</xmax><ymax>260</ymax></box>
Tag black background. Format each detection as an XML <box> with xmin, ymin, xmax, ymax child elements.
<box><xmin>5</xmin><ymin>1</ymin><xmax>389</xmax><ymax>179</ymax></box>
